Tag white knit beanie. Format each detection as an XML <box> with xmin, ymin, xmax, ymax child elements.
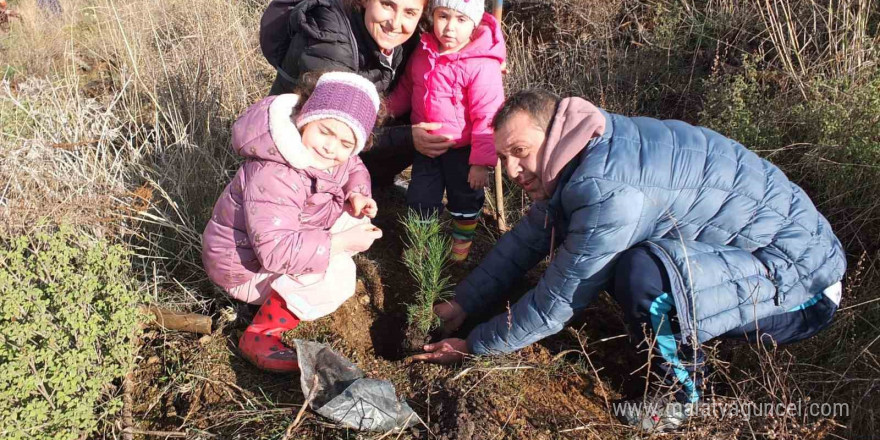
<box><xmin>432</xmin><ymin>0</ymin><xmax>484</xmax><ymax>25</ymax></box>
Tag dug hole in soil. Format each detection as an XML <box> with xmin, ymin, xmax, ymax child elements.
<box><xmin>131</xmin><ymin>187</ymin><xmax>639</xmax><ymax>439</ymax></box>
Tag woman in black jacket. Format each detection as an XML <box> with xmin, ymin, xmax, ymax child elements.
<box><xmin>262</xmin><ymin>0</ymin><xmax>454</xmax><ymax>187</ymax></box>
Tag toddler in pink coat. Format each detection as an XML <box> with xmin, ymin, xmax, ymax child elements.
<box><xmin>388</xmin><ymin>0</ymin><xmax>506</xmax><ymax>261</ymax></box>
<box><xmin>202</xmin><ymin>72</ymin><xmax>383</xmax><ymax>373</ymax></box>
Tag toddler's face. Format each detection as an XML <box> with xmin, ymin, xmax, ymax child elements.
<box><xmin>300</xmin><ymin>119</ymin><xmax>357</xmax><ymax>170</ymax></box>
<box><xmin>432</xmin><ymin>7</ymin><xmax>475</xmax><ymax>54</ymax></box>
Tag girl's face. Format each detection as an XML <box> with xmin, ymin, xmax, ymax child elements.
<box><xmin>362</xmin><ymin>0</ymin><xmax>425</xmax><ymax>53</ymax></box>
<box><xmin>300</xmin><ymin>119</ymin><xmax>357</xmax><ymax>170</ymax></box>
<box><xmin>432</xmin><ymin>7</ymin><xmax>475</xmax><ymax>54</ymax></box>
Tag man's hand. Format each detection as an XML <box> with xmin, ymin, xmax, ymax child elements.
<box><xmin>412</xmin><ymin>122</ymin><xmax>454</xmax><ymax>158</ymax></box>
<box><xmin>410</xmin><ymin>338</ymin><xmax>468</xmax><ymax>364</ymax></box>
<box><xmin>347</xmin><ymin>193</ymin><xmax>378</xmax><ymax>218</ymax></box>
<box><xmin>468</xmin><ymin>165</ymin><xmax>489</xmax><ymax>190</ymax></box>
<box><xmin>434</xmin><ymin>300</ymin><xmax>467</xmax><ymax>338</ymax></box>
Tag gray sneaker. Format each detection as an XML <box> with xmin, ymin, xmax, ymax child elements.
<box><xmin>614</xmin><ymin>397</ymin><xmax>693</xmax><ymax>433</ymax></box>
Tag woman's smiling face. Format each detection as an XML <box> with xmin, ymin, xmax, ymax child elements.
<box><xmin>362</xmin><ymin>0</ymin><xmax>425</xmax><ymax>53</ymax></box>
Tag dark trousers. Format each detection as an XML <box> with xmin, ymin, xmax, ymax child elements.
<box><xmin>406</xmin><ymin>147</ymin><xmax>485</xmax><ymax>220</ymax></box>
<box><xmin>360</xmin><ymin>119</ymin><xmax>415</xmax><ymax>188</ymax></box>
<box><xmin>611</xmin><ymin>247</ymin><xmax>838</xmax><ymax>403</ymax></box>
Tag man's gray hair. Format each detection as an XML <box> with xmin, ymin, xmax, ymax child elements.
<box><xmin>492</xmin><ymin>89</ymin><xmax>561</xmax><ymax>133</ymax></box>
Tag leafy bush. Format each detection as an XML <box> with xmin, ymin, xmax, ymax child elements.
<box><xmin>0</xmin><ymin>227</ymin><xmax>146</xmax><ymax>440</ymax></box>
<box><xmin>701</xmin><ymin>61</ymin><xmax>880</xmax><ymax>158</ymax></box>
<box><xmin>804</xmin><ymin>75</ymin><xmax>880</xmax><ymax>162</ymax></box>
<box><xmin>400</xmin><ymin>211</ymin><xmax>453</xmax><ymax>334</ymax></box>
<box><xmin>699</xmin><ymin>57</ymin><xmax>784</xmax><ymax>149</ymax></box>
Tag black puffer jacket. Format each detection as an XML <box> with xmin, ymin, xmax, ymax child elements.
<box><xmin>266</xmin><ymin>0</ymin><xmax>416</xmax><ymax>157</ymax></box>
<box><xmin>267</xmin><ymin>0</ymin><xmax>411</xmax><ymax>96</ymax></box>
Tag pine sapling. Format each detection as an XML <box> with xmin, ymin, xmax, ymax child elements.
<box><xmin>400</xmin><ymin>210</ymin><xmax>453</xmax><ymax>336</ymax></box>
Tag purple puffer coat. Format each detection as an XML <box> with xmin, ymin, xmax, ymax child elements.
<box><xmin>202</xmin><ymin>94</ymin><xmax>372</xmax><ymax>290</ymax></box>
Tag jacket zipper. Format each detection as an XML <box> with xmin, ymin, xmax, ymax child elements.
<box><xmin>644</xmin><ymin>241</ymin><xmax>696</xmax><ymax>346</ymax></box>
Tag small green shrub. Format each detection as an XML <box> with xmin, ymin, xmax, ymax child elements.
<box><xmin>400</xmin><ymin>211</ymin><xmax>453</xmax><ymax>334</ymax></box>
<box><xmin>699</xmin><ymin>57</ymin><xmax>785</xmax><ymax>149</ymax></box>
<box><xmin>0</xmin><ymin>227</ymin><xmax>146</xmax><ymax>440</ymax></box>
<box><xmin>701</xmin><ymin>60</ymin><xmax>880</xmax><ymax>159</ymax></box>
<box><xmin>2</xmin><ymin>65</ymin><xmax>22</xmax><ymax>81</ymax></box>
<box><xmin>804</xmin><ymin>75</ymin><xmax>880</xmax><ymax>162</ymax></box>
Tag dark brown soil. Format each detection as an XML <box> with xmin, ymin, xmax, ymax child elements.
<box><xmin>402</xmin><ymin>326</ymin><xmax>434</xmax><ymax>356</ymax></box>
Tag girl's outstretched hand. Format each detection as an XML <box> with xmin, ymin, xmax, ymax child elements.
<box><xmin>331</xmin><ymin>223</ymin><xmax>383</xmax><ymax>255</ymax></box>
<box><xmin>348</xmin><ymin>193</ymin><xmax>378</xmax><ymax>218</ymax></box>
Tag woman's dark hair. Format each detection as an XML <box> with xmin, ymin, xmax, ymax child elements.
<box><xmin>344</xmin><ymin>0</ymin><xmax>432</xmax><ymax>31</ymax></box>
<box><xmin>491</xmin><ymin>89</ymin><xmax>561</xmax><ymax>133</ymax></box>
<box><xmin>343</xmin><ymin>0</ymin><xmax>431</xmax><ymax>12</ymax></box>
<box><xmin>341</xmin><ymin>0</ymin><xmax>360</xmax><ymax>11</ymax></box>
<box><xmin>290</xmin><ymin>70</ymin><xmax>387</xmax><ymax>151</ymax></box>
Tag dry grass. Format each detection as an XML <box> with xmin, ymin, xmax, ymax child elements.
<box><xmin>1</xmin><ymin>76</ymin><xmax>127</xmax><ymax>234</ymax></box>
<box><xmin>2</xmin><ymin>0</ymin><xmax>270</xmax><ymax>305</ymax></box>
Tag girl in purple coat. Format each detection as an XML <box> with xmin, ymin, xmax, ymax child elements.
<box><xmin>202</xmin><ymin>72</ymin><xmax>383</xmax><ymax>373</ymax></box>
<box><xmin>387</xmin><ymin>0</ymin><xmax>506</xmax><ymax>261</ymax></box>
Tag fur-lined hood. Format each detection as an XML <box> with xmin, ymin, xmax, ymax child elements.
<box><xmin>231</xmin><ymin>94</ymin><xmax>313</xmax><ymax>170</ymax></box>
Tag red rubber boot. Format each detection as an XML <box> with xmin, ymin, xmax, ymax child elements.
<box><xmin>238</xmin><ymin>290</ymin><xmax>300</xmax><ymax>373</ymax></box>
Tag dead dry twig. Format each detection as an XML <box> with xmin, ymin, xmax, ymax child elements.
<box><xmin>282</xmin><ymin>375</ymin><xmax>320</xmax><ymax>439</ymax></box>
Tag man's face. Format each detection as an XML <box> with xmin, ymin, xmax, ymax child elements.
<box><xmin>494</xmin><ymin>111</ymin><xmax>549</xmax><ymax>201</ymax></box>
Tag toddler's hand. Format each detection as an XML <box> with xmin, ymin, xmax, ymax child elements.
<box><xmin>468</xmin><ymin>165</ymin><xmax>490</xmax><ymax>190</ymax></box>
<box><xmin>348</xmin><ymin>193</ymin><xmax>378</xmax><ymax>219</ymax></box>
<box><xmin>331</xmin><ymin>223</ymin><xmax>383</xmax><ymax>255</ymax></box>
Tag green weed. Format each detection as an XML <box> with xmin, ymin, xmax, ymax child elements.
<box><xmin>0</xmin><ymin>226</ymin><xmax>147</xmax><ymax>440</ymax></box>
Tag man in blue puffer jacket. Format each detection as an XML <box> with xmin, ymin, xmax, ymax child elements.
<box><xmin>413</xmin><ymin>90</ymin><xmax>846</xmax><ymax>431</ymax></box>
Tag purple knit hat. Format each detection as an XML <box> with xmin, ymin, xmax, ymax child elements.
<box><xmin>295</xmin><ymin>72</ymin><xmax>381</xmax><ymax>154</ymax></box>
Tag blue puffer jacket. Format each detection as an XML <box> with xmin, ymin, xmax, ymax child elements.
<box><xmin>456</xmin><ymin>98</ymin><xmax>846</xmax><ymax>355</ymax></box>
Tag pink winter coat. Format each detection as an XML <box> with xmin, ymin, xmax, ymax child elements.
<box><xmin>202</xmin><ymin>94</ymin><xmax>372</xmax><ymax>290</ymax></box>
<box><xmin>388</xmin><ymin>13</ymin><xmax>506</xmax><ymax>167</ymax></box>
